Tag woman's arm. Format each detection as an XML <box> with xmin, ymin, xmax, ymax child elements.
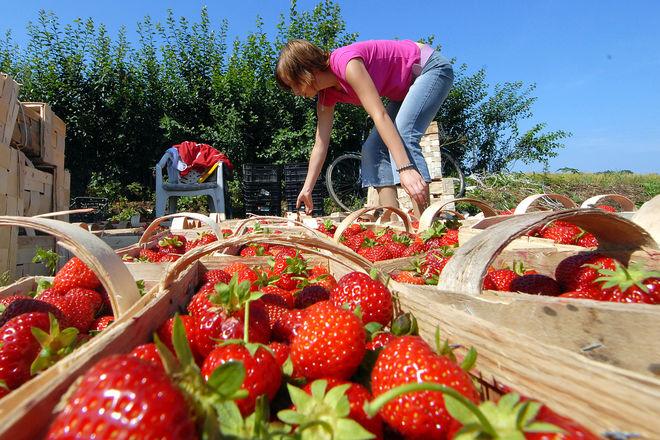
<box><xmin>344</xmin><ymin>58</ymin><xmax>429</xmax><ymax>208</ymax></box>
<box><xmin>297</xmin><ymin>100</ymin><xmax>335</xmax><ymax>214</ymax></box>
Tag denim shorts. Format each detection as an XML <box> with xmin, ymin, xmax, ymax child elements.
<box><xmin>361</xmin><ymin>51</ymin><xmax>454</xmax><ymax>187</ymax></box>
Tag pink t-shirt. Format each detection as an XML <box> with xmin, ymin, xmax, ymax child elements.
<box><xmin>319</xmin><ymin>40</ymin><xmax>421</xmax><ymax>107</ymax></box>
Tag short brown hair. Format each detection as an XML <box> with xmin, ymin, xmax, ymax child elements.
<box><xmin>275</xmin><ymin>39</ymin><xmax>330</xmax><ymax>91</ymax></box>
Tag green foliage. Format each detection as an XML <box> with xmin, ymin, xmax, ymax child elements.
<box><xmin>466</xmin><ymin>172</ymin><xmax>659</xmax><ymax>210</ymax></box>
<box><xmin>438</xmin><ymin>65</ymin><xmax>570</xmax><ymax>173</ymax></box>
<box><xmin>0</xmin><ymin>0</ymin><xmax>568</xmax><ymax>207</ymax></box>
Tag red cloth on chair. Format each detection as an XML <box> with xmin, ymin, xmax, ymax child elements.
<box><xmin>173</xmin><ymin>141</ymin><xmax>234</xmax><ymax>176</ymax></box>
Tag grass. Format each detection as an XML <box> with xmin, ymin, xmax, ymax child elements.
<box><xmin>465</xmin><ymin>172</ymin><xmax>660</xmax><ymax>211</ymax></box>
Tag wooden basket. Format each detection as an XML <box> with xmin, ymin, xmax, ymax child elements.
<box><xmin>417</xmin><ymin>197</ymin><xmax>498</xmax><ymax>232</ymax></box>
<box><xmin>0</xmin><ymin>216</ymin><xmax>143</xmax><ymax>438</ymax></box>
<box><xmin>387</xmin><ymin>208</ymin><xmax>660</xmax><ymax>377</ymax></box>
<box><xmin>115</xmin><ymin>212</ymin><xmax>224</xmax><ymax>283</ymax></box>
<box><xmin>459</xmin><ymin>194</ymin><xmax>590</xmax><ymax>250</ymax></box>
<box><xmin>632</xmin><ymin>195</ymin><xmax>659</xmax><ymax>243</ymax></box>
<box><xmin>0</xmin><ymin>232</ymin><xmax>371</xmax><ymax>439</ymax></box>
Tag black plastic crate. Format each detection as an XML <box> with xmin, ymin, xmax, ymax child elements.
<box><xmin>242</xmin><ymin>164</ymin><xmax>281</xmax><ymax>183</ymax></box>
<box><xmin>283</xmin><ymin>163</ymin><xmax>308</xmax><ymax>184</ymax></box>
<box><xmin>284</xmin><ymin>181</ymin><xmax>327</xmax><ymax>216</ymax></box>
<box><xmin>242</xmin><ymin>181</ymin><xmax>282</xmax><ymax>216</ymax></box>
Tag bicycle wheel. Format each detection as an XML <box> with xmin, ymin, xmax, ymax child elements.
<box><xmin>326</xmin><ymin>153</ymin><xmax>367</xmax><ymax>212</ymax></box>
<box><xmin>439</xmin><ymin>148</ymin><xmax>466</xmax><ymax>197</ymax></box>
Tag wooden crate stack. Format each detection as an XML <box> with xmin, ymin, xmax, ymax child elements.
<box><xmin>0</xmin><ymin>73</ymin><xmax>71</xmax><ymax>279</ymax></box>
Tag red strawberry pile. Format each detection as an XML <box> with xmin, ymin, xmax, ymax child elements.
<box><xmin>0</xmin><ymin>257</ymin><xmax>116</xmax><ymax>399</ymax></box>
<box><xmin>526</xmin><ymin>205</ymin><xmax>621</xmax><ymax>248</ymax></box>
<box><xmin>44</xmin><ymin>255</ymin><xmax>597</xmax><ymax>439</ymax></box>
<box><xmin>390</xmin><ymin>247</ymin><xmax>456</xmax><ymax>285</ymax></box>
<box><xmin>482</xmin><ymin>254</ymin><xmax>660</xmax><ymax>303</ymax></box>
<box><xmin>328</xmin><ymin>219</ymin><xmax>460</xmax><ymax>263</ymax></box>
<box><xmin>123</xmin><ymin>230</ymin><xmax>226</xmax><ymax>263</ymax></box>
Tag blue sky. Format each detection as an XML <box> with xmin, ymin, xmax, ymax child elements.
<box><xmin>2</xmin><ymin>0</ymin><xmax>659</xmax><ymax>173</ymax></box>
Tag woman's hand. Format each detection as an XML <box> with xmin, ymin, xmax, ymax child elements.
<box><xmin>296</xmin><ymin>188</ymin><xmax>314</xmax><ymax>215</ymax></box>
<box><xmin>399</xmin><ymin>168</ymin><xmax>429</xmax><ymax>209</ymax></box>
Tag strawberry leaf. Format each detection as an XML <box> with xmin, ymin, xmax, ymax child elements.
<box><xmin>207</xmin><ymin>361</ymin><xmax>246</xmax><ymax>399</ymax></box>
<box><xmin>460</xmin><ymin>347</ymin><xmax>478</xmax><ymax>372</ymax></box>
<box><xmin>171</xmin><ymin>315</ymin><xmax>195</xmax><ymax>368</ymax></box>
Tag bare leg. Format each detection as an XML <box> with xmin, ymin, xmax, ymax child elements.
<box><xmin>376</xmin><ymin>186</ymin><xmax>399</xmax><ymax>221</ymax></box>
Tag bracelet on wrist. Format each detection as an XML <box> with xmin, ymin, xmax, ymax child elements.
<box><xmin>396</xmin><ymin>163</ymin><xmax>416</xmax><ymax>173</ymax></box>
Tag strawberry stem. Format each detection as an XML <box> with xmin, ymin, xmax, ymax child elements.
<box><xmin>363</xmin><ymin>382</ymin><xmax>495</xmax><ymax>436</ymax></box>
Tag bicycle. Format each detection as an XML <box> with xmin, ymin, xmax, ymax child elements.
<box><xmin>325</xmin><ymin>146</ymin><xmax>465</xmax><ymax>212</ymax></box>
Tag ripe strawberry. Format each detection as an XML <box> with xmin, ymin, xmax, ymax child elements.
<box><xmin>268</xmin><ymin>341</ymin><xmax>290</xmax><ymax>367</ymax></box>
<box><xmin>596</xmin><ymin>204</ymin><xmax>617</xmax><ymax>213</ymax></box>
<box><xmin>272</xmin><ymin>308</ymin><xmax>306</xmax><ymax>343</ymax></box>
<box><xmin>191</xmin><ymin>276</ymin><xmax>270</xmax><ymax>357</ymax></box>
<box><xmin>295</xmin><ymin>285</ymin><xmax>330</xmax><ymax>309</ymax></box>
<box><xmin>366</xmin><ymin>332</ymin><xmax>396</xmax><ymax>350</ymax></box>
<box><xmin>196</xmin><ymin>232</ymin><xmax>218</xmax><ymax>246</ymax></box>
<box><xmin>306</xmin><ymin>265</ymin><xmax>338</xmax><ymax>291</ymax></box>
<box><xmin>402</xmin><ymin>238</ymin><xmax>426</xmax><ymax>257</ymax></box>
<box><xmin>596</xmin><ymin>263</ymin><xmax>660</xmax><ymax>304</ymax></box>
<box><xmin>47</xmin><ymin>355</ymin><xmax>196</xmax><ymax>439</ymax></box>
<box><xmin>576</xmin><ymin>232</ymin><xmax>599</xmax><ymax>247</ymax></box>
<box><xmin>156</xmin><ymin>315</ymin><xmax>199</xmax><ymax>356</ymax></box>
<box><xmin>201</xmin><ymin>269</ymin><xmax>232</xmax><ymax>285</ymax></box>
<box><xmin>483</xmin><ymin>268</ymin><xmax>520</xmax><ymax>291</ymax></box>
<box><xmin>437</xmin><ymin>228</ymin><xmax>459</xmax><ymax>246</ymax></box>
<box><xmin>343</xmin><ymin>231</ymin><xmax>371</xmax><ymax>252</ymax></box>
<box><xmin>290</xmin><ymin>301</ymin><xmax>366</xmax><ymax>380</ymax></box>
<box><xmin>390</xmin><ymin>270</ymin><xmax>425</xmax><ymax>285</ymax></box>
<box><xmin>90</xmin><ymin>316</ymin><xmax>114</xmax><ymax>333</ymax></box>
<box><xmin>269</xmin><ymin>253</ymin><xmax>308</xmax><ymax>291</ymax></box>
<box><xmin>138</xmin><ymin>248</ymin><xmax>161</xmax><ymax>262</ymax></box>
<box><xmin>445</xmin><ymin>392</ymin><xmax>598</xmax><ymax>440</ymax></box>
<box><xmin>539</xmin><ymin>221</ymin><xmax>581</xmax><ymax>245</ymax></box>
<box><xmin>342</xmin><ymin>223</ymin><xmax>365</xmax><ymax>237</ymax></box>
<box><xmin>223</xmin><ymin>263</ymin><xmax>258</xmax><ymax>290</ymax></box>
<box><xmin>317</xmin><ymin>219</ymin><xmax>337</xmax><ymax>237</ymax></box>
<box><xmin>357</xmin><ymin>240</ymin><xmax>394</xmax><ymax>262</ymax></box>
<box><xmin>302</xmin><ymin>378</ymin><xmax>384</xmax><ymax>439</ymax></box>
<box><xmin>0</xmin><ymin>298</ymin><xmax>64</xmax><ymax>328</ymax></box>
<box><xmin>157</xmin><ymin>234</ymin><xmax>187</xmax><ymax>254</ymax></box>
<box><xmin>555</xmin><ymin>253</ymin><xmax>618</xmax><ymax>292</ymax></box>
<box><xmin>330</xmin><ymin>272</ymin><xmax>393</xmax><ymax>327</ymax></box>
<box><xmin>384</xmin><ymin>234</ymin><xmax>410</xmax><ymax>256</ymax></box>
<box><xmin>187</xmin><ymin>285</ymin><xmax>215</xmax><ymax>317</ymax></box>
<box><xmin>261</xmin><ymin>285</ymin><xmax>295</xmax><ymax>308</ymax></box>
<box><xmin>370</xmin><ymin>335</ymin><xmax>478</xmax><ymax>439</ymax></box>
<box><xmin>201</xmin><ymin>344</ymin><xmax>281</xmax><ymax>416</ymax></box>
<box><xmin>526</xmin><ymin>404</ymin><xmax>600</xmax><ymax>439</ymax></box>
<box><xmin>66</xmin><ymin>288</ymin><xmax>103</xmax><ymax>315</ymax></box>
<box><xmin>53</xmin><ymin>257</ymin><xmax>100</xmax><ymax>292</ymax></box>
<box><xmin>422</xmin><ymin>248</ymin><xmax>454</xmax><ymax>277</ymax></box>
<box><xmin>0</xmin><ymin>295</ymin><xmax>24</xmax><ymax>310</ymax></box>
<box><xmin>509</xmin><ymin>274</ymin><xmax>561</xmax><ymax>296</ymax></box>
<box><xmin>0</xmin><ymin>312</ymin><xmax>50</xmax><ymax>389</ymax></box>
<box><xmin>129</xmin><ymin>343</ymin><xmax>163</xmax><ymax>369</ymax></box>
<box><xmin>46</xmin><ymin>292</ymin><xmax>97</xmax><ymax>333</ymax></box>
<box><xmin>559</xmin><ymin>289</ymin><xmax>602</xmax><ymax>300</ymax></box>
<box><xmin>239</xmin><ymin>244</ymin><xmax>267</xmax><ymax>257</ymax></box>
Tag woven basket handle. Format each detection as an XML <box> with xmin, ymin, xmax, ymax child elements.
<box><xmin>632</xmin><ymin>195</ymin><xmax>660</xmax><ymax>244</ymax></box>
<box><xmin>333</xmin><ymin>205</ymin><xmax>412</xmax><ymax>242</ymax></box>
<box><xmin>514</xmin><ymin>193</ymin><xmax>577</xmax><ymax>214</ymax></box>
<box><xmin>0</xmin><ymin>216</ymin><xmax>141</xmax><ymax>317</ymax></box>
<box><xmin>418</xmin><ymin>198</ymin><xmax>498</xmax><ymax>231</ymax></box>
<box><xmin>233</xmin><ymin>215</ymin><xmax>325</xmax><ymax>238</ymax></box>
<box><xmin>437</xmin><ymin>208</ymin><xmax>659</xmax><ymax>296</ymax></box>
<box><xmin>160</xmin><ymin>232</ymin><xmax>376</xmax><ymax>291</ymax></box>
<box><xmin>139</xmin><ymin>212</ymin><xmax>221</xmax><ymax>245</ymax></box>
<box><xmin>581</xmin><ymin>194</ymin><xmax>636</xmax><ymax>212</ymax></box>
